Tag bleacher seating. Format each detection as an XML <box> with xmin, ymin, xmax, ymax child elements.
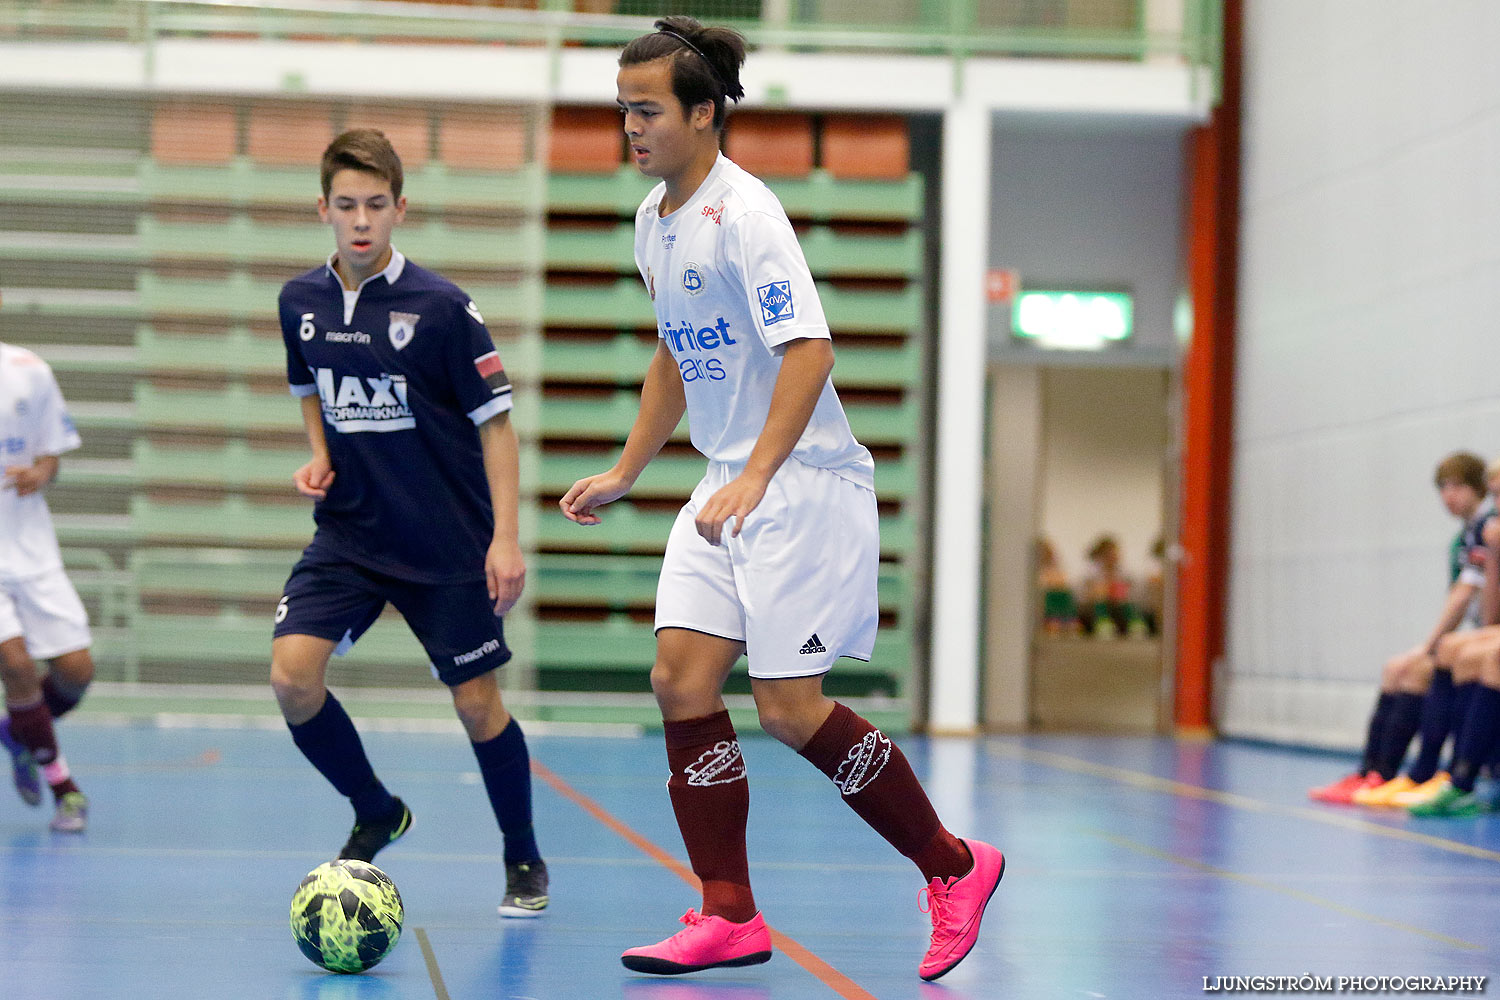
<box><xmin>1</xmin><ymin>92</ymin><xmax>927</xmax><ymax>719</ymax></box>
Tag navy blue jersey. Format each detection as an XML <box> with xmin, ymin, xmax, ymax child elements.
<box><xmin>279</xmin><ymin>251</ymin><xmax>513</xmax><ymax>583</ymax></box>
<box><xmin>1451</xmin><ymin>500</ymin><xmax>1496</xmax><ymax>588</ymax></box>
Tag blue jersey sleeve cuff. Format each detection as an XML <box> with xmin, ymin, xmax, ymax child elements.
<box><xmin>467</xmin><ymin>392</ymin><xmax>513</xmax><ymax>426</ymax></box>
<box><xmin>289</xmin><ymin>382</ymin><xmax>319</xmax><ymax>398</ymax></box>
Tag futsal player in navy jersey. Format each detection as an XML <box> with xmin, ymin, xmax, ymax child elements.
<box><xmin>1308</xmin><ymin>451</ymin><xmax>1492</xmax><ymax>806</ymax></box>
<box><xmin>562</xmin><ymin>17</ymin><xmax>1002</xmax><ymax>982</ymax></box>
<box><xmin>271</xmin><ymin>129</ymin><xmax>547</xmax><ymax>917</ymax></box>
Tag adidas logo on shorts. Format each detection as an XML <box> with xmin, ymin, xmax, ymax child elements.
<box><xmin>799</xmin><ymin>633</ymin><xmax>827</xmax><ymax>655</ymax></box>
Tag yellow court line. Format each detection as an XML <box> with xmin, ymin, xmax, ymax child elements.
<box><xmin>992</xmin><ymin>743</ymin><xmax>1500</xmax><ymax>864</ymax></box>
<box><xmin>1091</xmin><ymin>829</ymin><xmax>1483</xmax><ymax>952</ymax></box>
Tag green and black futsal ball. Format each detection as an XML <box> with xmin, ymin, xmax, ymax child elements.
<box><xmin>290</xmin><ymin>859</ymin><xmax>404</xmax><ymax>973</ymax></box>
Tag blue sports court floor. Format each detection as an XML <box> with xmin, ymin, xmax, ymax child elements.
<box><xmin>1</xmin><ymin>720</ymin><xmax>1497</xmax><ymax>999</ymax></box>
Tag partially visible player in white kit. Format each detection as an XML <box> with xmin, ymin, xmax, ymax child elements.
<box><xmin>0</xmin><ymin>294</ymin><xmax>95</xmax><ymax>833</ymax></box>
<box><xmin>560</xmin><ymin>16</ymin><xmax>1004</xmax><ymax>983</ymax></box>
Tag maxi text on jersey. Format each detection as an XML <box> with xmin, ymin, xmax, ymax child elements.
<box><xmin>314</xmin><ymin>367</ymin><xmax>416</xmax><ymax>432</ymax></box>
<box><xmin>662</xmin><ymin>315</ymin><xmax>738</xmax><ymax>383</ymax></box>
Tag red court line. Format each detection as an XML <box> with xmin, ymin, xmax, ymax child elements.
<box><xmin>531</xmin><ymin>760</ymin><xmax>881</xmax><ymax>1000</ymax></box>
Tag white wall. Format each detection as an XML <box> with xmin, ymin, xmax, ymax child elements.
<box><xmin>987</xmin><ymin>116</ymin><xmax>1190</xmax><ymax>364</ymax></box>
<box><xmin>1225</xmin><ymin>0</ymin><xmax>1500</xmax><ymax>747</ymax></box>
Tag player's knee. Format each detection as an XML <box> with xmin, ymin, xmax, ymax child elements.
<box><xmin>648</xmin><ymin>660</ymin><xmax>717</xmax><ymax>718</ymax></box>
<box><xmin>50</xmin><ymin>650</ymin><xmax>93</xmax><ymax>688</ymax></box>
<box><xmin>1380</xmin><ymin>658</ymin><xmax>1406</xmax><ymax>690</ymax></box>
<box><xmin>269</xmin><ymin>657</ymin><xmax>322</xmax><ymax>714</ymax></box>
<box><xmin>754</xmin><ymin>703</ymin><xmax>802</xmax><ymax>747</ymax></box>
<box><xmin>449</xmin><ymin>677</ymin><xmax>505</xmax><ymax>737</ymax></box>
<box><xmin>1455</xmin><ymin>649</ymin><xmax>1484</xmax><ymax>684</ymax></box>
<box><xmin>1480</xmin><ymin>654</ymin><xmax>1500</xmax><ymax>688</ymax></box>
<box><xmin>0</xmin><ymin>646</ymin><xmax>36</xmax><ymax>690</ymax></box>
<box><xmin>1396</xmin><ymin>656</ymin><xmax>1434</xmax><ymax>694</ymax></box>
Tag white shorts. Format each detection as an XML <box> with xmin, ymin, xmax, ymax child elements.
<box><xmin>0</xmin><ymin>567</ymin><xmax>92</xmax><ymax>660</ymax></box>
<box><xmin>655</xmin><ymin>457</ymin><xmax>879</xmax><ymax>679</ymax></box>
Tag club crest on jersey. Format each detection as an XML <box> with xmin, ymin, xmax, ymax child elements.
<box><xmin>682</xmin><ymin>262</ymin><xmax>706</xmax><ymax>296</ymax></box>
<box><xmin>388</xmin><ymin>311</ymin><xmax>420</xmax><ymax>351</ymax></box>
<box><xmin>757</xmin><ymin>281</ymin><xmax>795</xmax><ymax>326</ymax></box>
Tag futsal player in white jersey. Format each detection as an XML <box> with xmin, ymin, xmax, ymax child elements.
<box><xmin>0</xmin><ymin>296</ymin><xmax>94</xmax><ymax>833</ymax></box>
<box><xmin>561</xmin><ymin>17</ymin><xmax>1004</xmax><ymax>982</ymax></box>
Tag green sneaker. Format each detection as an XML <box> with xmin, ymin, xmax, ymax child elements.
<box><xmin>1408</xmin><ymin>782</ymin><xmax>1488</xmax><ymax>818</ymax></box>
<box><xmin>50</xmin><ymin>791</ymin><xmax>88</xmax><ymax>833</ymax></box>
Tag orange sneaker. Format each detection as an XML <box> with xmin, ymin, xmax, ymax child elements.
<box><xmin>1353</xmin><ymin>774</ymin><xmax>1416</xmax><ymax>807</ymax></box>
<box><xmin>1391</xmin><ymin>772</ymin><xmax>1451</xmax><ymax>808</ymax></box>
<box><xmin>1308</xmin><ymin>772</ymin><xmax>1378</xmax><ymax>804</ymax></box>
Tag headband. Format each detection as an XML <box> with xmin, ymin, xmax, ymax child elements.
<box><xmin>657</xmin><ymin>28</ymin><xmax>726</xmax><ymax>91</ymax></box>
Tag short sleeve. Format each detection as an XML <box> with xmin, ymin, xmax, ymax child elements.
<box><xmin>446</xmin><ymin>295</ymin><xmax>513</xmax><ymax>426</ymax></box>
<box><xmin>31</xmin><ymin>363</ymin><xmax>81</xmax><ymax>457</ymax></box>
<box><xmin>724</xmin><ymin>210</ymin><xmax>830</xmax><ymax>353</ymax></box>
<box><xmin>1459</xmin><ymin>546</ymin><xmax>1487</xmax><ymax>588</ymax></box>
<box><xmin>279</xmin><ymin>292</ymin><xmax>318</xmax><ymax>398</ymax></box>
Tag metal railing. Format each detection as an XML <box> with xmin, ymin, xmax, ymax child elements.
<box><xmin>0</xmin><ymin>0</ymin><xmax>1222</xmax><ymax>97</ymax></box>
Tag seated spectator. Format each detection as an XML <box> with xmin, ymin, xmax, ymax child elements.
<box><xmin>1138</xmin><ymin>536</ymin><xmax>1166</xmax><ymax>637</ymax></box>
<box><xmin>1078</xmin><ymin>534</ymin><xmax>1134</xmax><ymax>638</ymax></box>
<box><xmin>1036</xmin><ymin>536</ymin><xmax>1076</xmax><ymax>635</ymax></box>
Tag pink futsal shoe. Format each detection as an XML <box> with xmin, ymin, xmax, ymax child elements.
<box><xmin>621</xmin><ymin>909</ymin><xmax>772</xmax><ymax>975</ymax></box>
<box><xmin>918</xmin><ymin>838</ymin><xmax>1005</xmax><ymax>982</ymax></box>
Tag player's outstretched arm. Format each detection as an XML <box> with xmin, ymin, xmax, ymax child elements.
<box><xmin>291</xmin><ymin>393</ymin><xmax>336</xmax><ymax>499</ymax></box>
<box><xmin>694</xmin><ymin>337</ymin><xmax>833</xmax><ymax>546</ymax></box>
<box><xmin>561</xmin><ymin>340</ymin><xmax>686</xmax><ymax>526</ymax></box>
<box><xmin>480</xmin><ymin>412</ymin><xmax>526</xmax><ymax>616</ymax></box>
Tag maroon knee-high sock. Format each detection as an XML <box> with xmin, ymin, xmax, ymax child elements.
<box><xmin>664</xmin><ymin>710</ymin><xmax>757</xmax><ymax>923</ymax></box>
<box><xmin>798</xmin><ymin>702</ymin><xmax>970</xmax><ymax>883</ymax></box>
<box><xmin>8</xmin><ymin>698</ymin><xmax>79</xmax><ymax>798</ymax></box>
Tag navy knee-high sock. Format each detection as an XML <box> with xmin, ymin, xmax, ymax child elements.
<box><xmin>1408</xmin><ymin>670</ymin><xmax>1456</xmax><ymax>784</ymax></box>
<box><xmin>288</xmin><ymin>691</ymin><xmax>397</xmax><ymax>822</ymax></box>
<box><xmin>472</xmin><ymin>718</ymin><xmax>541</xmax><ymax>865</ymax></box>
<box><xmin>1451</xmin><ymin>686</ymin><xmax>1500</xmax><ymax>793</ymax></box>
<box><xmin>41</xmin><ymin>674</ymin><xmax>87</xmax><ymax>719</ymax></box>
<box><xmin>1374</xmin><ymin>692</ymin><xmax>1425</xmax><ymax>779</ymax></box>
<box><xmin>1444</xmin><ymin>681</ymin><xmax>1479</xmax><ymax>774</ymax></box>
<box><xmin>1360</xmin><ymin>693</ymin><xmax>1395</xmax><ymax>776</ymax></box>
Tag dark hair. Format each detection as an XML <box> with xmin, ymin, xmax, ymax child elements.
<box><xmin>1435</xmin><ymin>451</ymin><xmax>1486</xmax><ymax>494</ymax></box>
<box><xmin>619</xmin><ymin>16</ymin><xmax>747</xmax><ymax>130</ymax></box>
<box><xmin>320</xmin><ymin>128</ymin><xmax>404</xmax><ymax>200</ymax></box>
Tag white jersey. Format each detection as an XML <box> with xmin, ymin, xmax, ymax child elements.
<box><xmin>634</xmin><ymin>153</ymin><xmax>875</xmax><ymax>489</ymax></box>
<box><xmin>0</xmin><ymin>343</ymin><xmax>81</xmax><ymax>581</ymax></box>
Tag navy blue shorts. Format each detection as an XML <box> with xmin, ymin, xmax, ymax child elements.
<box><xmin>273</xmin><ymin>543</ymin><xmax>511</xmax><ymax>687</ymax></box>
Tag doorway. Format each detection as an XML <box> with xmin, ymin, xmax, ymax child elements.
<box><xmin>983</xmin><ymin>363</ymin><xmax>1174</xmax><ymax>733</ymax></box>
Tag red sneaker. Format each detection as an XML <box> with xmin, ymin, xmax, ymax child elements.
<box><xmin>1308</xmin><ymin>772</ymin><xmax>1379</xmax><ymax>804</ymax></box>
<box><xmin>621</xmin><ymin>909</ymin><xmax>772</xmax><ymax>975</ymax></box>
<box><xmin>918</xmin><ymin>839</ymin><xmax>1005</xmax><ymax>982</ymax></box>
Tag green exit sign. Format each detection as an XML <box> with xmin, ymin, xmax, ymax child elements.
<box><xmin>1012</xmin><ymin>290</ymin><xmax>1133</xmax><ymax>349</ymax></box>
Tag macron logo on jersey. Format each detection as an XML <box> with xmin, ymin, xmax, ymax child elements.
<box><xmin>314</xmin><ymin>368</ymin><xmax>415</xmax><ymax>433</ymax></box>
